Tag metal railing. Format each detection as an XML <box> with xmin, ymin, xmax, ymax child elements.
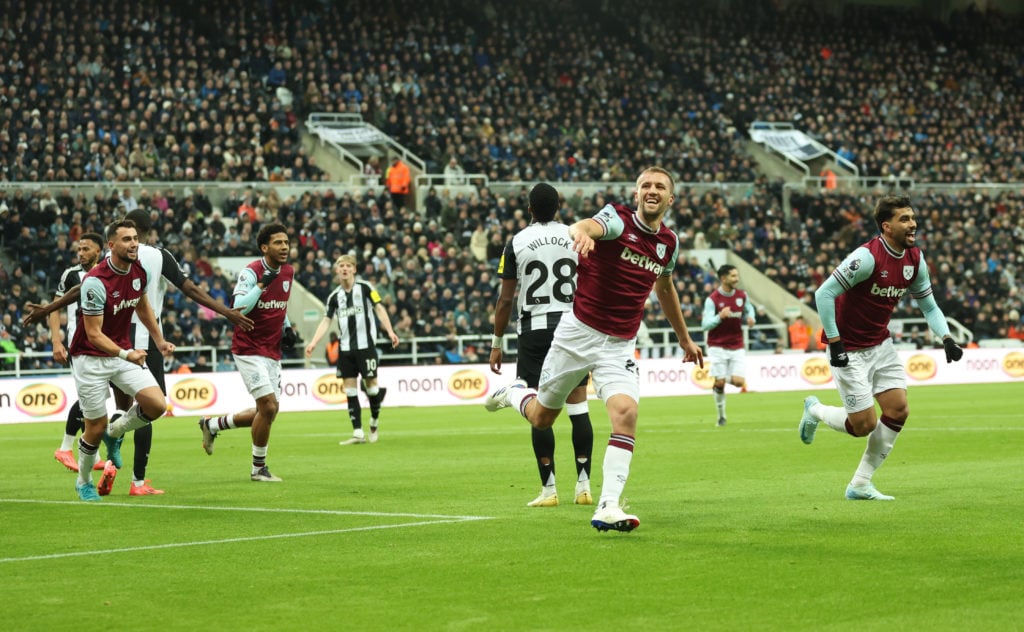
<box><xmin>798</xmin><ymin>175</ymin><xmax>914</xmax><ymax>191</ymax></box>
<box><xmin>305</xmin><ymin>112</ymin><xmax>426</xmax><ymax>173</ymax></box>
<box><xmin>1</xmin><ymin>325</ymin><xmax>778</xmax><ymax>378</ymax></box>
<box><xmin>749</xmin><ymin>120</ymin><xmax>859</xmax><ymax>177</ymax></box>
<box><xmin>889</xmin><ymin>317</ymin><xmax>973</xmax><ymax>346</ymax></box>
<box><xmin>0</xmin><ymin>317</ymin><xmax>976</xmax><ymax>379</ymax></box>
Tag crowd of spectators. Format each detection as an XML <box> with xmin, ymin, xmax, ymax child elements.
<box><xmin>295</xmin><ymin>0</ymin><xmax>1022</xmax><ymax>185</ymax></box>
<box><xmin>2</xmin><ymin>0</ymin><xmax>1024</xmax><ymax>372</ymax></box>
<box><xmin>8</xmin><ymin>0</ymin><xmax>1020</xmax><ymax>189</ymax></box>
<box><xmin>4</xmin><ymin>176</ymin><xmax>1022</xmax><ymax>372</ymax></box>
<box><xmin>0</xmin><ymin>0</ymin><xmax>325</xmax><ymax>184</ymax></box>
<box><xmin>598</xmin><ymin>0</ymin><xmax>1024</xmax><ymax>184</ymax></box>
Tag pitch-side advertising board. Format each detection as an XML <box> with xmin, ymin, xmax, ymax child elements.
<box><xmin>2</xmin><ymin>348</ymin><xmax>1022</xmax><ymax>424</ymax></box>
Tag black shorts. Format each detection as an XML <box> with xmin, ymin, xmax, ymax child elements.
<box><xmin>119</xmin><ymin>324</ymin><xmax>166</xmax><ymax>394</ymax></box>
<box><xmin>516</xmin><ymin>327</ymin><xmax>588</xmax><ymax>390</ymax></box>
<box><xmin>145</xmin><ymin>335</ymin><xmax>166</xmax><ymax>393</ymax></box>
<box><xmin>336</xmin><ymin>348</ymin><xmax>380</xmax><ymax>380</ymax></box>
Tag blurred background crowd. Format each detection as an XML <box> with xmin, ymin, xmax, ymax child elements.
<box><xmin>2</xmin><ymin>0</ymin><xmax>1022</xmax><ymax>372</ymax></box>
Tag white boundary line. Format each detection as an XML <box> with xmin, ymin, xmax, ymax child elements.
<box><xmin>0</xmin><ymin>499</ymin><xmax>494</xmax><ymax>563</ymax></box>
<box><xmin>658</xmin><ymin>426</ymin><xmax>1024</xmax><ymax>434</ymax></box>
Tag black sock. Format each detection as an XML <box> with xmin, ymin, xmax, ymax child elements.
<box><xmin>347</xmin><ymin>399</ymin><xmax>362</xmax><ymax>430</ymax></box>
<box><xmin>65</xmin><ymin>401</ymin><xmax>84</xmax><ymax>437</ymax></box>
<box><xmin>569</xmin><ymin>412</ymin><xmax>594</xmax><ymax>478</ymax></box>
<box><xmin>133</xmin><ymin>422</ymin><xmax>152</xmax><ymax>481</ymax></box>
<box><xmin>368</xmin><ymin>392</ymin><xmax>382</xmax><ymax>421</ymax></box>
<box><xmin>531</xmin><ymin>427</ymin><xmax>556</xmax><ymax>485</ymax></box>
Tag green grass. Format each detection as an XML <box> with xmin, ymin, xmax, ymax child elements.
<box><xmin>2</xmin><ymin>382</ymin><xmax>1022</xmax><ymax>631</ymax></box>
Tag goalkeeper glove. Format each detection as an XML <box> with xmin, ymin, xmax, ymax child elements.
<box><xmin>281</xmin><ymin>326</ymin><xmax>297</xmax><ymax>351</ymax></box>
<box><xmin>943</xmin><ymin>337</ymin><xmax>963</xmax><ymax>363</ymax></box>
<box><xmin>828</xmin><ymin>340</ymin><xmax>849</xmax><ymax>368</ymax></box>
<box><xmin>259</xmin><ymin>267</ymin><xmax>279</xmax><ymax>287</ymax></box>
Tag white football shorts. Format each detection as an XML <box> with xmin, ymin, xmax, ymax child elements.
<box><xmin>536</xmin><ymin>311</ymin><xmax>639</xmax><ymax>409</ymax></box>
<box><xmin>831</xmin><ymin>338</ymin><xmax>906</xmax><ymax>413</ymax></box>
<box><xmin>707</xmin><ymin>346</ymin><xmax>746</xmax><ymax>380</ymax></box>
<box><xmin>72</xmin><ymin>354</ymin><xmax>159</xmax><ymax>420</ymax></box>
<box><xmin>234</xmin><ymin>354</ymin><xmax>282</xmax><ymax>401</ymax></box>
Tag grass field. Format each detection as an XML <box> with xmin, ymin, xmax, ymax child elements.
<box><xmin>2</xmin><ymin>382</ymin><xmax>1022</xmax><ymax>631</ymax></box>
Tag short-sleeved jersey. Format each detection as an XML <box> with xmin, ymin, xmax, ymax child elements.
<box><xmin>573</xmin><ymin>204</ymin><xmax>679</xmax><ymax>339</ymax></box>
<box><xmin>70</xmin><ymin>258</ymin><xmax>149</xmax><ymax>357</ymax></box>
<box><xmin>131</xmin><ymin>244</ymin><xmax>188</xmax><ymax>349</ymax></box>
<box><xmin>325</xmin><ymin>280</ymin><xmax>382</xmax><ymax>352</ymax></box>
<box><xmin>231</xmin><ymin>259</ymin><xmax>294</xmax><ymax>360</ymax></box>
<box><xmin>498</xmin><ymin>221</ymin><xmax>578</xmax><ymax>334</ymax></box>
<box><xmin>55</xmin><ymin>264</ymin><xmax>87</xmax><ymax>346</ymax></box>
<box><xmin>704</xmin><ymin>288</ymin><xmax>754</xmax><ymax>350</ymax></box>
<box><xmin>828</xmin><ymin>236</ymin><xmax>930</xmax><ymax>351</ymax></box>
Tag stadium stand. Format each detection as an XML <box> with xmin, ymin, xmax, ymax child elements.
<box><xmin>2</xmin><ymin>0</ymin><xmax>1023</xmax><ymax>372</ymax></box>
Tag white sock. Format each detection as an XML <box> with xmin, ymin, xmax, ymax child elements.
<box><xmin>713</xmin><ymin>390</ymin><xmax>726</xmax><ymax>417</ymax></box>
<box><xmin>107</xmin><ymin>403</ymin><xmax>135</xmax><ymax>437</ymax></box>
<box><xmin>851</xmin><ymin>423</ymin><xmax>900</xmax><ymax>486</ymax></box>
<box><xmin>599</xmin><ymin>443</ymin><xmax>634</xmax><ymax>507</ymax></box>
<box><xmin>60</xmin><ymin>435</ymin><xmax>76</xmax><ymax>451</ymax></box>
<box><xmin>508</xmin><ymin>387</ymin><xmax>537</xmax><ymax>419</ymax></box>
<box><xmin>109</xmin><ymin>402</ymin><xmax>154</xmax><ymax>438</ymax></box>
<box><xmin>576</xmin><ymin>468</ymin><xmax>590</xmax><ymax>493</ymax></box>
<box><xmin>252</xmin><ymin>445</ymin><xmax>268</xmax><ymax>473</ymax></box>
<box><xmin>542</xmin><ymin>471</ymin><xmax>556</xmax><ymax>495</ymax></box>
<box><xmin>77</xmin><ymin>445</ymin><xmax>97</xmax><ymax>486</ymax></box>
<box><xmin>577</xmin><ymin>464</ymin><xmax>589</xmax><ymax>484</ymax></box>
<box><xmin>353</xmin><ymin>428</ymin><xmax>365</xmax><ymax>439</ymax></box>
<box><xmin>811</xmin><ymin>401</ymin><xmax>849</xmax><ymax>432</ymax></box>
<box><xmin>210</xmin><ymin>414</ymin><xmax>236</xmax><ymax>436</ymax></box>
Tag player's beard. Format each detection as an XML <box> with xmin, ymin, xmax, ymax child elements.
<box><xmin>638</xmin><ymin>199</ymin><xmax>667</xmax><ymax>227</ymax></box>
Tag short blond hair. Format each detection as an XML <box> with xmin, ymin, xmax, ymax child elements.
<box><xmin>638</xmin><ymin>166</ymin><xmax>675</xmax><ymax>191</ymax></box>
<box><xmin>335</xmin><ymin>254</ymin><xmax>357</xmax><ymax>267</ymax></box>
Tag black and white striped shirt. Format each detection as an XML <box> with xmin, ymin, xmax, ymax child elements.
<box><xmin>325</xmin><ymin>281</ymin><xmax>382</xmax><ymax>352</ymax></box>
<box><xmin>55</xmin><ymin>264</ymin><xmax>86</xmax><ymax>344</ymax></box>
<box><xmin>498</xmin><ymin>221</ymin><xmax>578</xmax><ymax>334</ymax></box>
<box><xmin>131</xmin><ymin>244</ymin><xmax>187</xmax><ymax>349</ymax></box>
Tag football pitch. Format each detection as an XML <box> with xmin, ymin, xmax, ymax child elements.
<box><xmin>1</xmin><ymin>382</ymin><xmax>1021</xmax><ymax>631</ymax></box>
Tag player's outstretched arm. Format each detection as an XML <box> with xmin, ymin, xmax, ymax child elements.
<box><xmin>489</xmin><ymin>278</ymin><xmax>518</xmax><ymax>374</ymax></box>
<box><xmin>568</xmin><ymin>219</ymin><xmax>604</xmax><ymax>257</ymax></box>
<box><xmin>47</xmin><ymin>302</ymin><xmax>68</xmax><ymax>365</ymax></box>
<box><xmin>655</xmin><ymin>276</ymin><xmax>703</xmax><ymax>368</ymax></box>
<box><xmin>181</xmin><ymin>279</ymin><xmax>255</xmax><ymax>331</ymax></box>
<box><xmin>304</xmin><ymin>317</ymin><xmax>332</xmax><ymax>357</ymax></box>
<box><xmin>374</xmin><ymin>303</ymin><xmax>400</xmax><ymax>348</ymax></box>
<box><xmin>22</xmin><ymin>285</ymin><xmax>81</xmax><ymax>326</ymax></box>
<box><xmin>136</xmin><ymin>295</ymin><xmax>174</xmax><ymax>357</ymax></box>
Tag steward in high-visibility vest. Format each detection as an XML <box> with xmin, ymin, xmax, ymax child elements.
<box><xmin>385</xmin><ymin>156</ymin><xmax>411</xmax><ymax>211</ymax></box>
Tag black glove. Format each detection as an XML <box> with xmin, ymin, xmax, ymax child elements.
<box><xmin>281</xmin><ymin>326</ymin><xmax>297</xmax><ymax>351</ymax></box>
<box><xmin>828</xmin><ymin>340</ymin><xmax>849</xmax><ymax>368</ymax></box>
<box><xmin>943</xmin><ymin>337</ymin><xmax>963</xmax><ymax>363</ymax></box>
<box><xmin>259</xmin><ymin>267</ymin><xmax>279</xmax><ymax>287</ymax></box>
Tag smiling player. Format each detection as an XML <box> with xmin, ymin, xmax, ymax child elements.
<box><xmin>798</xmin><ymin>194</ymin><xmax>963</xmax><ymax>500</ymax></box>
